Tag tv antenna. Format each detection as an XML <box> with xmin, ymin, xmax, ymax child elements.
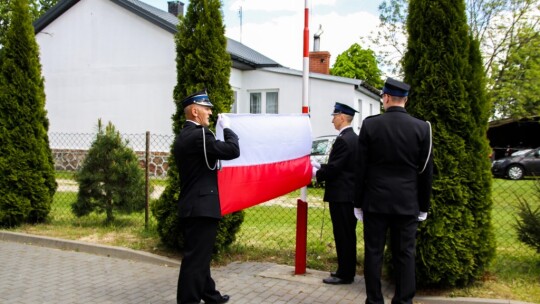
<box><xmin>238</xmin><ymin>6</ymin><xmax>243</xmax><ymax>43</ymax></box>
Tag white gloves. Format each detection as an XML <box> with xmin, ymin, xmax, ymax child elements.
<box><xmin>311</xmin><ymin>160</ymin><xmax>320</xmax><ymax>178</ymax></box>
<box><xmin>218</xmin><ymin>114</ymin><xmax>231</xmax><ymax>129</ymax></box>
<box><xmin>354</xmin><ymin>208</ymin><xmax>363</xmax><ymax>221</ymax></box>
<box><xmin>418</xmin><ymin>212</ymin><xmax>428</xmax><ymax>221</ymax></box>
<box><xmin>312</xmin><ymin>166</ymin><xmax>318</xmax><ymax>178</ymax></box>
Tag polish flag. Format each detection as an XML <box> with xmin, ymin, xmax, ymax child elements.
<box><xmin>216</xmin><ymin>114</ymin><xmax>312</xmax><ymax>215</ymax></box>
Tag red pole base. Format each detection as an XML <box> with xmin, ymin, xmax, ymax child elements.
<box><xmin>295</xmin><ymin>198</ymin><xmax>308</xmax><ymax>275</ymax></box>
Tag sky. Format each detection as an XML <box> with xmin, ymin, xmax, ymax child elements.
<box><xmin>140</xmin><ymin>0</ymin><xmax>385</xmax><ymax>71</ymax></box>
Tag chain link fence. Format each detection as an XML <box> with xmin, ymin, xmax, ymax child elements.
<box><xmin>48</xmin><ymin>132</ymin><xmax>537</xmax><ymax>272</ymax></box>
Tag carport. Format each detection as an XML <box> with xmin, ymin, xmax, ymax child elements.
<box><xmin>487</xmin><ymin>116</ymin><xmax>540</xmax><ymax>160</ymax></box>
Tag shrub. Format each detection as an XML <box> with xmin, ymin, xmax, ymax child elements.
<box><xmin>73</xmin><ymin>120</ymin><xmax>145</xmax><ymax>223</ymax></box>
<box><xmin>515</xmin><ymin>180</ymin><xmax>540</xmax><ymax>253</ymax></box>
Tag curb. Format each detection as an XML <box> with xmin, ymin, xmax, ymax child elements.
<box><xmin>414</xmin><ymin>296</ymin><xmax>534</xmax><ymax>304</ymax></box>
<box><xmin>0</xmin><ymin>230</ymin><xmax>181</xmax><ymax>267</ymax></box>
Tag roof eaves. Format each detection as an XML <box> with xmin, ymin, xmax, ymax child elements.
<box><xmin>111</xmin><ymin>0</ymin><xmax>177</xmax><ymax>34</ymax></box>
<box><xmin>230</xmin><ymin>54</ymin><xmax>256</xmax><ymax>69</ymax></box>
<box><xmin>489</xmin><ymin>115</ymin><xmax>540</xmax><ymax>128</ymax></box>
<box><xmin>34</xmin><ymin>0</ymin><xmax>80</xmax><ymax>33</ymax></box>
<box><xmin>358</xmin><ymin>81</ymin><xmax>382</xmax><ymax>98</ymax></box>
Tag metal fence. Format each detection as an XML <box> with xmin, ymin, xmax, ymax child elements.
<box><xmin>48</xmin><ymin>132</ymin><xmax>538</xmax><ymax>273</ymax></box>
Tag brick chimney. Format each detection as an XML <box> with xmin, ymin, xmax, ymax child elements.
<box><xmin>168</xmin><ymin>1</ymin><xmax>184</xmax><ymax>17</ymax></box>
<box><xmin>309</xmin><ymin>51</ymin><xmax>331</xmax><ymax>74</ymax></box>
<box><xmin>309</xmin><ymin>25</ymin><xmax>331</xmax><ymax>74</ymax></box>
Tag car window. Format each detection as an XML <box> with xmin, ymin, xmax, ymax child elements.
<box><xmin>511</xmin><ymin>149</ymin><xmax>532</xmax><ymax>156</ymax></box>
<box><xmin>311</xmin><ymin>140</ymin><xmax>330</xmax><ymax>155</ymax></box>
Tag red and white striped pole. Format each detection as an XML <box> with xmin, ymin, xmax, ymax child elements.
<box><xmin>295</xmin><ymin>0</ymin><xmax>309</xmax><ymax>275</ymax></box>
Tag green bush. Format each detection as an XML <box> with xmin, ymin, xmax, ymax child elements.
<box><xmin>152</xmin><ymin>183</ymin><xmax>245</xmax><ymax>254</ymax></box>
<box><xmin>515</xmin><ymin>180</ymin><xmax>540</xmax><ymax>253</ymax></box>
<box><xmin>73</xmin><ymin>120</ymin><xmax>146</xmax><ymax>223</ymax></box>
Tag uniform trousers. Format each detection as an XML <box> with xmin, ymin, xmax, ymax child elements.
<box><xmin>363</xmin><ymin>212</ymin><xmax>418</xmax><ymax>304</ymax></box>
<box><xmin>329</xmin><ymin>201</ymin><xmax>358</xmax><ymax>280</ymax></box>
<box><xmin>177</xmin><ymin>217</ymin><xmax>222</xmax><ymax>304</ymax></box>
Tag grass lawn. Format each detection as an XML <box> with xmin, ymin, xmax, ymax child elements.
<box><xmin>6</xmin><ymin>176</ymin><xmax>540</xmax><ymax>302</ymax></box>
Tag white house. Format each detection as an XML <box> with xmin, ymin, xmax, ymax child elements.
<box><xmin>34</xmin><ymin>0</ymin><xmax>381</xmax><ymax>140</ymax></box>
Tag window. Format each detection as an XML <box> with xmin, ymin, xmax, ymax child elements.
<box><xmin>250</xmin><ymin>93</ymin><xmax>261</xmax><ymax>113</ymax></box>
<box><xmin>249</xmin><ymin>91</ymin><xmax>279</xmax><ymax>114</ymax></box>
<box><xmin>266</xmin><ymin>92</ymin><xmax>278</xmax><ymax>114</ymax></box>
<box><xmin>231</xmin><ymin>90</ymin><xmax>238</xmax><ymax>113</ymax></box>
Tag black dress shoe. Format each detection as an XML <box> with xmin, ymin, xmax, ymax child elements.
<box><xmin>322</xmin><ymin>276</ymin><xmax>353</xmax><ymax>285</ymax></box>
<box><xmin>205</xmin><ymin>295</ymin><xmax>230</xmax><ymax>303</ymax></box>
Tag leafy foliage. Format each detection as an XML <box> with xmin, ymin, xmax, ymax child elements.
<box><xmin>515</xmin><ymin>179</ymin><xmax>540</xmax><ymax>253</ymax></box>
<box><xmin>1</xmin><ymin>0</ymin><xmax>59</xmax><ymax>52</ymax></box>
<box><xmin>370</xmin><ymin>0</ymin><xmax>540</xmax><ymax>120</ymax></box>
<box><xmin>489</xmin><ymin>25</ymin><xmax>540</xmax><ymax>119</ymax></box>
<box><xmin>0</xmin><ymin>0</ymin><xmax>56</xmax><ymax>227</ymax></box>
<box><xmin>152</xmin><ymin>0</ymin><xmax>244</xmax><ymax>253</ymax></box>
<box><xmin>403</xmin><ymin>0</ymin><xmax>495</xmax><ymax>287</ymax></box>
<box><xmin>330</xmin><ymin>43</ymin><xmax>384</xmax><ymax>88</ymax></box>
<box><xmin>73</xmin><ymin>120</ymin><xmax>145</xmax><ymax>224</ymax></box>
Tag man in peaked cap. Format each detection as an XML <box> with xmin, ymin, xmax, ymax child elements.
<box><xmin>181</xmin><ymin>90</ymin><xmax>215</xmax><ymax>108</ymax></box>
<box><xmin>174</xmin><ymin>90</ymin><xmax>240</xmax><ymax>304</ymax></box>
<box><xmin>354</xmin><ymin>78</ymin><xmax>433</xmax><ymax>304</ymax></box>
<box><xmin>312</xmin><ymin>102</ymin><xmax>359</xmax><ymax>285</ymax></box>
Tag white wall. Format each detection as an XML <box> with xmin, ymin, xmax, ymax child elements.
<box><xmin>37</xmin><ymin>0</ymin><xmax>177</xmax><ymax>136</ymax></box>
<box><xmin>36</xmin><ymin>0</ymin><xmax>380</xmax><ymax>140</ymax></box>
<box><xmin>234</xmin><ymin>69</ymin><xmax>380</xmax><ymax>138</ymax></box>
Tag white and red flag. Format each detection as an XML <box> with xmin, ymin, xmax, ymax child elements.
<box><xmin>216</xmin><ymin>114</ymin><xmax>312</xmax><ymax>215</ymax></box>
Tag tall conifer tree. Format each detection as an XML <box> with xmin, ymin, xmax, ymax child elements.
<box><xmin>0</xmin><ymin>0</ymin><xmax>56</xmax><ymax>226</ymax></box>
<box><xmin>153</xmin><ymin>0</ymin><xmax>243</xmax><ymax>251</ymax></box>
<box><xmin>402</xmin><ymin>0</ymin><xmax>494</xmax><ymax>286</ymax></box>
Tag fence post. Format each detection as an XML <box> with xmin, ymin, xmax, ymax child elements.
<box><xmin>145</xmin><ymin>131</ymin><xmax>150</xmax><ymax>229</ymax></box>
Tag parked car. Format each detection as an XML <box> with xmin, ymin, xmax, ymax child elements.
<box><xmin>491</xmin><ymin>147</ymin><xmax>540</xmax><ymax>180</ymax></box>
<box><xmin>310</xmin><ymin>135</ymin><xmax>336</xmax><ymax>165</ymax></box>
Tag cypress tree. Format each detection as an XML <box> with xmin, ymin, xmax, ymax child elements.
<box><xmin>402</xmin><ymin>0</ymin><xmax>494</xmax><ymax>286</ymax></box>
<box><xmin>152</xmin><ymin>0</ymin><xmax>244</xmax><ymax>252</ymax></box>
<box><xmin>0</xmin><ymin>0</ymin><xmax>56</xmax><ymax>227</ymax></box>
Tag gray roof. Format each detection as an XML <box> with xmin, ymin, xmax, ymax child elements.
<box><xmin>34</xmin><ymin>0</ymin><xmax>281</xmax><ymax>70</ymax></box>
<box><xmin>33</xmin><ymin>0</ymin><xmax>378</xmax><ymax>95</ymax></box>
<box><xmin>262</xmin><ymin>67</ymin><xmax>381</xmax><ymax>99</ymax></box>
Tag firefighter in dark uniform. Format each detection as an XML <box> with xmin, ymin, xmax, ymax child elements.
<box><xmin>354</xmin><ymin>78</ymin><xmax>433</xmax><ymax>304</ymax></box>
<box><xmin>312</xmin><ymin>102</ymin><xmax>359</xmax><ymax>285</ymax></box>
<box><xmin>174</xmin><ymin>90</ymin><xmax>240</xmax><ymax>304</ymax></box>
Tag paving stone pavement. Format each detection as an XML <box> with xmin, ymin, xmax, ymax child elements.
<box><xmin>0</xmin><ymin>232</ymin><xmax>533</xmax><ymax>304</ymax></box>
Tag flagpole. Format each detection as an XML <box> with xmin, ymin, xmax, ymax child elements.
<box><xmin>295</xmin><ymin>0</ymin><xmax>310</xmax><ymax>275</ymax></box>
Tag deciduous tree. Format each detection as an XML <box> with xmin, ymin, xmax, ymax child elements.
<box><xmin>330</xmin><ymin>43</ymin><xmax>384</xmax><ymax>88</ymax></box>
<box><xmin>489</xmin><ymin>25</ymin><xmax>540</xmax><ymax>119</ymax></box>
<box><xmin>371</xmin><ymin>0</ymin><xmax>540</xmax><ymax>120</ymax></box>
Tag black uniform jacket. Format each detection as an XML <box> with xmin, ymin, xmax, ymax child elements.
<box><xmin>173</xmin><ymin>121</ymin><xmax>240</xmax><ymax>219</ymax></box>
<box><xmin>316</xmin><ymin>127</ymin><xmax>358</xmax><ymax>202</ymax></box>
<box><xmin>355</xmin><ymin>107</ymin><xmax>433</xmax><ymax>215</ymax></box>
